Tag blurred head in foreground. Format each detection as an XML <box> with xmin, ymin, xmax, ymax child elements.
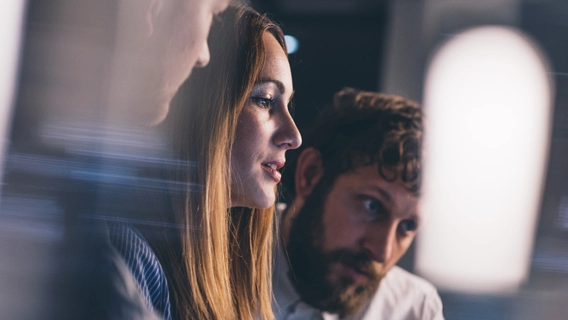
<box><xmin>110</xmin><ymin>0</ymin><xmax>231</xmax><ymax>125</ymax></box>
<box><xmin>153</xmin><ymin>4</ymin><xmax>300</xmax><ymax>320</ymax></box>
<box><xmin>280</xmin><ymin>88</ymin><xmax>428</xmax><ymax>318</ymax></box>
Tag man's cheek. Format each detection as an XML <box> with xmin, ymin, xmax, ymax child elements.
<box><xmin>371</xmin><ymin>262</ymin><xmax>387</xmax><ymax>279</ymax></box>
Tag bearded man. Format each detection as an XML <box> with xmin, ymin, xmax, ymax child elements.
<box><xmin>274</xmin><ymin>88</ymin><xmax>444</xmax><ymax>320</ymax></box>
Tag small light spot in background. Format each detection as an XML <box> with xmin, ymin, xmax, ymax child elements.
<box><xmin>276</xmin><ymin>202</ymin><xmax>287</xmax><ymax>213</ymax></box>
<box><xmin>284</xmin><ymin>35</ymin><xmax>299</xmax><ymax>54</ymax></box>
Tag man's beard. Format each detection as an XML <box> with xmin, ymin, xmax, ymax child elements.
<box><xmin>286</xmin><ymin>178</ymin><xmax>382</xmax><ymax>318</ymax></box>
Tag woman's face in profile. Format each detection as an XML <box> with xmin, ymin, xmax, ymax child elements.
<box><xmin>230</xmin><ymin>32</ymin><xmax>302</xmax><ymax>209</ymax></box>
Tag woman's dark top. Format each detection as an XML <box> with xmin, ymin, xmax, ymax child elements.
<box><xmin>109</xmin><ymin>223</ymin><xmax>172</xmax><ymax>320</ymax></box>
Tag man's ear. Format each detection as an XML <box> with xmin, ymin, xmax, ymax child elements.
<box><xmin>295</xmin><ymin>147</ymin><xmax>324</xmax><ymax>198</ymax></box>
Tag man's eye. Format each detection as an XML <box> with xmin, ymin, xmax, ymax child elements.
<box><xmin>398</xmin><ymin>220</ymin><xmax>418</xmax><ymax>234</ymax></box>
<box><xmin>363</xmin><ymin>199</ymin><xmax>379</xmax><ymax>212</ymax></box>
<box><xmin>362</xmin><ymin>199</ymin><xmax>384</xmax><ymax>221</ymax></box>
<box><xmin>251</xmin><ymin>97</ymin><xmax>274</xmax><ymax>109</ymax></box>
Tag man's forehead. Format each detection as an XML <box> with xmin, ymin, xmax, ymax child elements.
<box><xmin>341</xmin><ymin>164</ymin><xmax>419</xmax><ymax>193</ymax></box>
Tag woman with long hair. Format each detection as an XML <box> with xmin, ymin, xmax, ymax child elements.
<box><xmin>111</xmin><ymin>4</ymin><xmax>301</xmax><ymax>320</ymax></box>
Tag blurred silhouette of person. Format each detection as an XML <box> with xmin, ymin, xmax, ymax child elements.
<box><xmin>273</xmin><ymin>88</ymin><xmax>444</xmax><ymax>320</ymax></box>
<box><xmin>107</xmin><ymin>0</ymin><xmax>230</xmax><ymax>126</ymax></box>
<box><xmin>7</xmin><ymin>1</ymin><xmax>234</xmax><ymax>319</ymax></box>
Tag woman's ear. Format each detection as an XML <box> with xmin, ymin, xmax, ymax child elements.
<box><xmin>295</xmin><ymin>147</ymin><xmax>324</xmax><ymax>199</ymax></box>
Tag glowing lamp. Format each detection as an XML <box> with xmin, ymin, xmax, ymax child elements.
<box><xmin>416</xmin><ymin>26</ymin><xmax>553</xmax><ymax>294</ymax></box>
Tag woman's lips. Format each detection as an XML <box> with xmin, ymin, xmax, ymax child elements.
<box><xmin>261</xmin><ymin>161</ymin><xmax>284</xmax><ymax>182</ymax></box>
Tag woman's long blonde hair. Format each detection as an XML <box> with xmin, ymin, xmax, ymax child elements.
<box><xmin>153</xmin><ymin>4</ymin><xmax>286</xmax><ymax>320</ymax></box>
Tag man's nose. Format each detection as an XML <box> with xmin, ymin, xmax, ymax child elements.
<box><xmin>362</xmin><ymin>223</ymin><xmax>398</xmax><ymax>263</ymax></box>
<box><xmin>195</xmin><ymin>42</ymin><xmax>210</xmax><ymax>68</ymax></box>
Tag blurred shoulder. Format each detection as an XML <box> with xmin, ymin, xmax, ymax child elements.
<box><xmin>363</xmin><ymin>266</ymin><xmax>444</xmax><ymax>320</ymax></box>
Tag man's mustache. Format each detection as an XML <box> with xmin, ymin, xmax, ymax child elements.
<box><xmin>325</xmin><ymin>249</ymin><xmax>380</xmax><ymax>279</ymax></box>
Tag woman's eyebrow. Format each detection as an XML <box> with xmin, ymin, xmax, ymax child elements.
<box><xmin>256</xmin><ymin>78</ymin><xmax>288</xmax><ymax>94</ymax></box>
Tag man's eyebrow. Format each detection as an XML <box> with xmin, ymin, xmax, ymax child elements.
<box><xmin>369</xmin><ymin>186</ymin><xmax>393</xmax><ymax>204</ymax></box>
<box><xmin>370</xmin><ymin>186</ymin><xmax>421</xmax><ymax>221</ymax></box>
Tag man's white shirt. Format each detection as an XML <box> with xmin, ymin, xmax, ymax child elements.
<box><xmin>272</xmin><ymin>244</ymin><xmax>444</xmax><ymax>320</ymax></box>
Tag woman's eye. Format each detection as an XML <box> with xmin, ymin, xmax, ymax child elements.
<box><xmin>251</xmin><ymin>97</ymin><xmax>274</xmax><ymax>109</ymax></box>
<box><xmin>398</xmin><ymin>220</ymin><xmax>418</xmax><ymax>234</ymax></box>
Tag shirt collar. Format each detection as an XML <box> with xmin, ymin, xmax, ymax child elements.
<box><xmin>272</xmin><ymin>239</ymin><xmax>303</xmax><ymax>317</ymax></box>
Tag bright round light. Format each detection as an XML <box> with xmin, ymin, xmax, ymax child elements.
<box><xmin>416</xmin><ymin>26</ymin><xmax>553</xmax><ymax>294</ymax></box>
<box><xmin>284</xmin><ymin>35</ymin><xmax>299</xmax><ymax>54</ymax></box>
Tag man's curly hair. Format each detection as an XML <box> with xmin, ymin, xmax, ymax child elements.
<box><xmin>283</xmin><ymin>87</ymin><xmax>423</xmax><ymax>200</ymax></box>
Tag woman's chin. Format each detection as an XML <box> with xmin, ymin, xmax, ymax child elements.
<box><xmin>230</xmin><ymin>192</ymin><xmax>275</xmax><ymax>209</ymax></box>
<box><xmin>248</xmin><ymin>191</ymin><xmax>276</xmax><ymax>209</ymax></box>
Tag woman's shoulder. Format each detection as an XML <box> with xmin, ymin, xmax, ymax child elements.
<box><xmin>108</xmin><ymin>223</ymin><xmax>172</xmax><ymax>320</ymax></box>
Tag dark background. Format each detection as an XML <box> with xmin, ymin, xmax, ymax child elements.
<box><xmin>250</xmin><ymin>0</ymin><xmax>389</xmax><ymax>134</ymax></box>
